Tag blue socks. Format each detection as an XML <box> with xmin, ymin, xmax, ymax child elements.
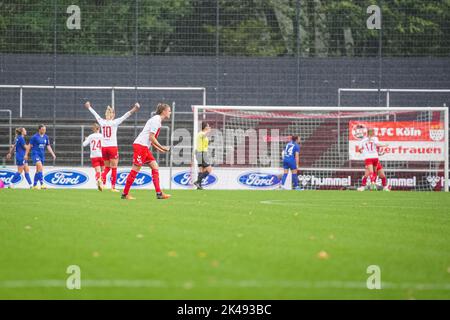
<box><xmin>38</xmin><ymin>172</ymin><xmax>44</xmax><ymax>185</ymax></box>
<box><xmin>281</xmin><ymin>173</ymin><xmax>288</xmax><ymax>186</ymax></box>
<box><xmin>281</xmin><ymin>173</ymin><xmax>299</xmax><ymax>188</ymax></box>
<box><xmin>33</xmin><ymin>172</ymin><xmax>43</xmax><ymax>186</ymax></box>
<box><xmin>292</xmin><ymin>173</ymin><xmax>299</xmax><ymax>188</ymax></box>
<box><xmin>25</xmin><ymin>172</ymin><xmax>32</xmax><ymax>186</ymax></box>
<box><xmin>11</xmin><ymin>172</ymin><xmax>33</xmax><ymax>187</ymax></box>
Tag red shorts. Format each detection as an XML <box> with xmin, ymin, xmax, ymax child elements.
<box><xmin>376</xmin><ymin>161</ymin><xmax>383</xmax><ymax>172</ymax></box>
<box><xmin>132</xmin><ymin>144</ymin><xmax>155</xmax><ymax>166</ymax></box>
<box><xmin>91</xmin><ymin>157</ymin><xmax>104</xmax><ymax>168</ymax></box>
<box><xmin>365</xmin><ymin>158</ymin><xmax>381</xmax><ymax>169</ymax></box>
<box><xmin>102</xmin><ymin>146</ymin><xmax>119</xmax><ymax>161</ymax></box>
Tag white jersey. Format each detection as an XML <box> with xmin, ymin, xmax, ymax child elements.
<box><xmin>359</xmin><ymin>136</ymin><xmax>381</xmax><ymax>159</ymax></box>
<box><xmin>83</xmin><ymin>133</ymin><xmax>103</xmax><ymax>158</ymax></box>
<box><xmin>133</xmin><ymin>115</ymin><xmax>162</xmax><ymax>148</ymax></box>
<box><xmin>88</xmin><ymin>107</ymin><xmax>132</xmax><ymax>147</ymax></box>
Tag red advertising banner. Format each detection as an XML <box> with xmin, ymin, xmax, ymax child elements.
<box><xmin>349</xmin><ymin>121</ymin><xmax>445</xmax><ymax>161</ymax></box>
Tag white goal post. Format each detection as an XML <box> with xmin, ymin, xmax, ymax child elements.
<box><xmin>192</xmin><ymin>105</ymin><xmax>449</xmax><ymax>191</ymax></box>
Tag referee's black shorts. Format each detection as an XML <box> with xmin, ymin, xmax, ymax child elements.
<box><xmin>195</xmin><ymin>151</ymin><xmax>211</xmax><ymax>168</ymax></box>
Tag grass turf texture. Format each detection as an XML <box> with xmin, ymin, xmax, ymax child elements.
<box><xmin>0</xmin><ymin>189</ymin><xmax>449</xmax><ymax>299</ymax></box>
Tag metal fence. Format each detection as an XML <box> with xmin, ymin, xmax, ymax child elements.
<box><xmin>0</xmin><ymin>0</ymin><xmax>449</xmax><ymax>118</ymax></box>
<box><xmin>1</xmin><ymin>1</ymin><xmax>450</xmax><ymax>166</ymax></box>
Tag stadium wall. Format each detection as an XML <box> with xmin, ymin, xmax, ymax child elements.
<box><xmin>0</xmin><ymin>54</ymin><xmax>449</xmax><ymax>119</ymax></box>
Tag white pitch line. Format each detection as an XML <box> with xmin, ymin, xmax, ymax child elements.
<box><xmin>0</xmin><ymin>279</ymin><xmax>449</xmax><ymax>291</ymax></box>
<box><xmin>259</xmin><ymin>199</ymin><xmax>442</xmax><ymax>210</ymax></box>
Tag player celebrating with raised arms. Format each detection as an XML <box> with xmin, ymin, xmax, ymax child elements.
<box><xmin>83</xmin><ymin>123</ymin><xmax>104</xmax><ymax>191</ymax></box>
<box><xmin>6</xmin><ymin>127</ymin><xmax>33</xmax><ymax>188</ymax></box>
<box><xmin>280</xmin><ymin>135</ymin><xmax>301</xmax><ymax>190</ymax></box>
<box><xmin>121</xmin><ymin>103</ymin><xmax>171</xmax><ymax>200</ymax></box>
<box><xmin>357</xmin><ymin>128</ymin><xmax>389</xmax><ymax>191</ymax></box>
<box><xmin>84</xmin><ymin>101</ymin><xmax>140</xmax><ymax>192</ymax></box>
<box><xmin>25</xmin><ymin>124</ymin><xmax>56</xmax><ymax>189</ymax></box>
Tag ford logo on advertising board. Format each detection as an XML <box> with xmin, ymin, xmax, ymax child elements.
<box><xmin>238</xmin><ymin>172</ymin><xmax>280</xmax><ymax>188</ymax></box>
<box><xmin>0</xmin><ymin>169</ymin><xmax>22</xmax><ymax>185</ymax></box>
<box><xmin>116</xmin><ymin>171</ymin><xmax>152</xmax><ymax>187</ymax></box>
<box><xmin>172</xmin><ymin>171</ymin><xmax>218</xmax><ymax>187</ymax></box>
<box><xmin>44</xmin><ymin>170</ymin><xmax>88</xmax><ymax>187</ymax></box>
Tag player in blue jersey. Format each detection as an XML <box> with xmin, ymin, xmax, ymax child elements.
<box><xmin>280</xmin><ymin>135</ymin><xmax>301</xmax><ymax>190</ymax></box>
<box><xmin>25</xmin><ymin>124</ymin><xmax>56</xmax><ymax>189</ymax></box>
<box><xmin>5</xmin><ymin>127</ymin><xmax>33</xmax><ymax>188</ymax></box>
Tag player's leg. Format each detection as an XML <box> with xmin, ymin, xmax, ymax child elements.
<box><xmin>39</xmin><ymin>160</ymin><xmax>47</xmax><ymax>188</ymax></box>
<box><xmin>121</xmin><ymin>164</ymin><xmax>141</xmax><ymax>199</ymax></box>
<box><xmin>292</xmin><ymin>169</ymin><xmax>300</xmax><ymax>190</ymax></box>
<box><xmin>196</xmin><ymin>165</ymin><xmax>212</xmax><ymax>189</ymax></box>
<box><xmin>358</xmin><ymin>166</ymin><xmax>371</xmax><ymax>191</ymax></box>
<box><xmin>101</xmin><ymin>147</ymin><xmax>111</xmax><ymax>185</ymax></box>
<box><xmin>109</xmin><ymin>156</ymin><xmax>119</xmax><ymax>192</ymax></box>
<box><xmin>280</xmin><ymin>169</ymin><xmax>289</xmax><ymax>188</ymax></box>
<box><xmin>378</xmin><ymin>168</ymin><xmax>390</xmax><ymax>191</ymax></box>
<box><xmin>94</xmin><ymin>165</ymin><xmax>103</xmax><ymax>191</ymax></box>
<box><xmin>194</xmin><ymin>166</ymin><xmax>204</xmax><ymax>189</ymax></box>
<box><xmin>122</xmin><ymin>144</ymin><xmax>146</xmax><ymax>199</ymax></box>
<box><xmin>367</xmin><ymin>164</ymin><xmax>376</xmax><ymax>190</ymax></box>
<box><xmin>149</xmin><ymin>161</ymin><xmax>170</xmax><ymax>199</ymax></box>
<box><xmin>280</xmin><ymin>158</ymin><xmax>289</xmax><ymax>189</ymax></box>
<box><xmin>33</xmin><ymin>161</ymin><xmax>43</xmax><ymax>189</ymax></box>
<box><xmin>10</xmin><ymin>165</ymin><xmax>23</xmax><ymax>187</ymax></box>
<box><xmin>23</xmin><ymin>163</ymin><xmax>32</xmax><ymax>187</ymax></box>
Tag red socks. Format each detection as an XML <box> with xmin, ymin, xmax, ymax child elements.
<box><xmin>381</xmin><ymin>177</ymin><xmax>387</xmax><ymax>187</ymax></box>
<box><xmin>152</xmin><ymin>169</ymin><xmax>161</xmax><ymax>193</ymax></box>
<box><xmin>370</xmin><ymin>172</ymin><xmax>377</xmax><ymax>183</ymax></box>
<box><xmin>95</xmin><ymin>171</ymin><xmax>100</xmax><ymax>180</ymax></box>
<box><xmin>123</xmin><ymin>170</ymin><xmax>138</xmax><ymax>195</ymax></box>
<box><xmin>111</xmin><ymin>168</ymin><xmax>117</xmax><ymax>188</ymax></box>
<box><xmin>102</xmin><ymin>167</ymin><xmax>110</xmax><ymax>184</ymax></box>
<box><xmin>362</xmin><ymin>176</ymin><xmax>367</xmax><ymax>187</ymax></box>
<box><xmin>123</xmin><ymin>169</ymin><xmax>161</xmax><ymax>195</ymax></box>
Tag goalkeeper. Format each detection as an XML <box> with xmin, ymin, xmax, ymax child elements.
<box><xmin>194</xmin><ymin>122</ymin><xmax>212</xmax><ymax>190</ymax></box>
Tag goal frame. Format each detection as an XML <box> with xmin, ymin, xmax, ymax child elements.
<box><xmin>192</xmin><ymin>105</ymin><xmax>449</xmax><ymax>192</ymax></box>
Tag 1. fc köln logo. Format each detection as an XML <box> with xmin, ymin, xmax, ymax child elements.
<box><xmin>429</xmin><ymin>127</ymin><xmax>444</xmax><ymax>141</ymax></box>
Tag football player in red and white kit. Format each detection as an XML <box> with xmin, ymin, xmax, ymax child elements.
<box><xmin>84</xmin><ymin>101</ymin><xmax>140</xmax><ymax>192</ymax></box>
<box><xmin>357</xmin><ymin>128</ymin><xmax>390</xmax><ymax>191</ymax></box>
<box><xmin>82</xmin><ymin>123</ymin><xmax>104</xmax><ymax>191</ymax></box>
<box><xmin>121</xmin><ymin>103</ymin><xmax>171</xmax><ymax>200</ymax></box>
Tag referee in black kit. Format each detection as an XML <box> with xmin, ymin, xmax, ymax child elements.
<box><xmin>194</xmin><ymin>122</ymin><xmax>212</xmax><ymax>190</ymax></box>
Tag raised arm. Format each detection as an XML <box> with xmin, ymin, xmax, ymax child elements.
<box><xmin>84</xmin><ymin>101</ymin><xmax>103</xmax><ymax>123</ymax></box>
<box><xmin>114</xmin><ymin>102</ymin><xmax>140</xmax><ymax>126</ymax></box>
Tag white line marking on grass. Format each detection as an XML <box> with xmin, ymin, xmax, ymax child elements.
<box><xmin>0</xmin><ymin>279</ymin><xmax>449</xmax><ymax>291</ymax></box>
<box><xmin>259</xmin><ymin>199</ymin><xmax>440</xmax><ymax>210</ymax></box>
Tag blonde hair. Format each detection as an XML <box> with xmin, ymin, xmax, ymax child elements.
<box><xmin>15</xmin><ymin>127</ymin><xmax>24</xmax><ymax>137</ymax></box>
<box><xmin>92</xmin><ymin>123</ymin><xmax>100</xmax><ymax>132</ymax></box>
<box><xmin>16</xmin><ymin>127</ymin><xmax>23</xmax><ymax>136</ymax></box>
<box><xmin>156</xmin><ymin>103</ymin><xmax>170</xmax><ymax>115</ymax></box>
<box><xmin>105</xmin><ymin>105</ymin><xmax>115</xmax><ymax>120</ymax></box>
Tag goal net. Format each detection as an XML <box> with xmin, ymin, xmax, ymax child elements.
<box><xmin>192</xmin><ymin>106</ymin><xmax>449</xmax><ymax>191</ymax></box>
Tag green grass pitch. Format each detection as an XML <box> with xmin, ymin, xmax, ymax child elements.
<box><xmin>0</xmin><ymin>189</ymin><xmax>449</xmax><ymax>299</ymax></box>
